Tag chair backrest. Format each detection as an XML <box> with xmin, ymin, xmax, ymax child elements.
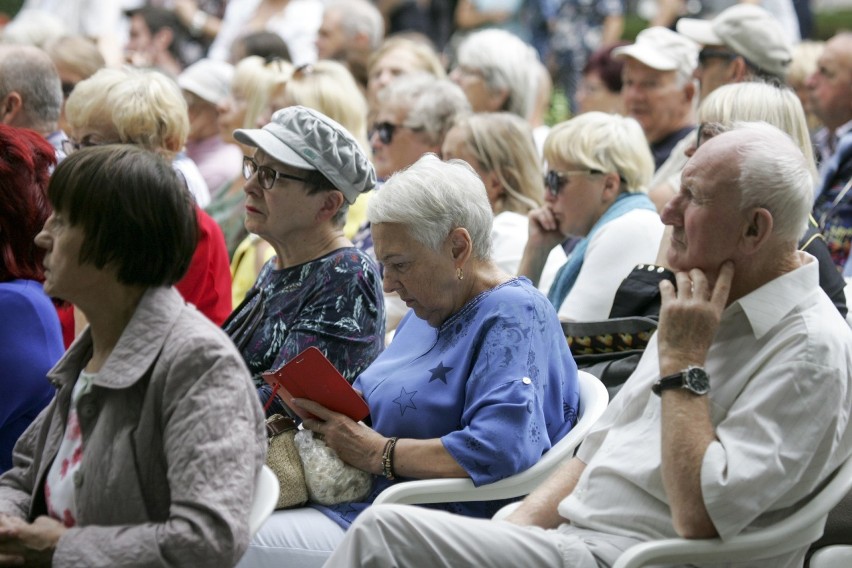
<box><xmin>373</xmin><ymin>370</ymin><xmax>609</xmax><ymax>506</ymax></box>
<box><xmin>613</xmin><ymin>453</ymin><xmax>852</xmax><ymax>568</ymax></box>
<box><xmin>249</xmin><ymin>465</ymin><xmax>280</xmax><ymax>536</ymax></box>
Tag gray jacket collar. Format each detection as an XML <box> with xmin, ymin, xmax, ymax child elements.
<box><xmin>48</xmin><ymin>287</ymin><xmax>186</xmax><ymax>389</ymax></box>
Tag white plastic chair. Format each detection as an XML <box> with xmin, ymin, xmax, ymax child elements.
<box><xmin>612</xmin><ymin>455</ymin><xmax>852</xmax><ymax>568</ymax></box>
<box><xmin>248</xmin><ymin>465</ymin><xmax>279</xmax><ymax>536</ymax></box>
<box><xmin>810</xmin><ymin>545</ymin><xmax>852</xmax><ymax>568</ymax></box>
<box><xmin>373</xmin><ymin>370</ymin><xmax>608</xmax><ymax>506</ymax></box>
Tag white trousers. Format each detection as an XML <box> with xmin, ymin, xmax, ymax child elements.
<box><xmin>237</xmin><ymin>507</ymin><xmax>346</xmax><ymax>568</ymax></box>
<box><xmin>322</xmin><ymin>504</ymin><xmax>639</xmax><ymax>568</ymax></box>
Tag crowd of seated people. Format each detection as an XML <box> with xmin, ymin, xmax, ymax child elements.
<box><xmin>0</xmin><ymin>1</ymin><xmax>850</xmax><ymax>566</ymax></box>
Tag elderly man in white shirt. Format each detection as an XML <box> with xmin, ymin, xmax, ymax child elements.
<box><xmin>322</xmin><ymin>121</ymin><xmax>852</xmax><ymax>568</ymax></box>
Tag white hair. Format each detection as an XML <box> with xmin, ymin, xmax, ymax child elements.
<box><xmin>324</xmin><ymin>0</ymin><xmax>384</xmax><ymax>50</ymax></box>
<box><xmin>730</xmin><ymin>121</ymin><xmax>813</xmax><ymax>243</ymax></box>
<box><xmin>456</xmin><ymin>29</ymin><xmax>540</xmax><ymax>120</ymax></box>
<box><xmin>368</xmin><ymin>154</ymin><xmax>493</xmax><ymax>260</ymax></box>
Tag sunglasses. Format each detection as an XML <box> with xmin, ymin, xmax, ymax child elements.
<box><xmin>243</xmin><ymin>155</ymin><xmax>313</xmax><ymax>190</ymax></box>
<box><xmin>697</xmin><ymin>49</ymin><xmax>738</xmax><ymax>67</ymax></box>
<box><xmin>544</xmin><ymin>169</ymin><xmax>603</xmax><ymax>197</ymax></box>
<box><xmin>370</xmin><ymin>121</ymin><xmax>400</xmax><ymax>145</ymax></box>
<box><xmin>61</xmin><ymin>136</ymin><xmax>117</xmax><ymax>155</ymax></box>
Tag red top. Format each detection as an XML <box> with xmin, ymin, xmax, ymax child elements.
<box><xmin>176</xmin><ymin>206</ymin><xmax>233</xmax><ymax>325</ymax></box>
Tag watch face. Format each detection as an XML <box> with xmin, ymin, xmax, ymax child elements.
<box><xmin>685</xmin><ymin>367</ymin><xmax>710</xmax><ymax>395</ymax></box>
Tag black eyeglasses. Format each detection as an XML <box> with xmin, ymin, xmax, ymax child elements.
<box><xmin>544</xmin><ymin>169</ymin><xmax>603</xmax><ymax>197</ymax></box>
<box><xmin>370</xmin><ymin>122</ymin><xmax>400</xmax><ymax>145</ymax></box>
<box><xmin>243</xmin><ymin>155</ymin><xmax>312</xmax><ymax>190</ymax></box>
<box><xmin>697</xmin><ymin>49</ymin><xmax>738</xmax><ymax>67</ymax></box>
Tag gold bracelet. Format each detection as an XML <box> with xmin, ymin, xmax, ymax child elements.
<box><xmin>381</xmin><ymin>437</ymin><xmax>398</xmax><ymax>480</ymax></box>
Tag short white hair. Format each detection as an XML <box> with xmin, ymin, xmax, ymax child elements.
<box><xmin>324</xmin><ymin>0</ymin><xmax>384</xmax><ymax>50</ymax></box>
<box><xmin>455</xmin><ymin>29</ymin><xmax>540</xmax><ymax>119</ymax></box>
<box><xmin>368</xmin><ymin>154</ymin><xmax>493</xmax><ymax>260</ymax></box>
<box><xmin>728</xmin><ymin>121</ymin><xmax>813</xmax><ymax>243</ymax></box>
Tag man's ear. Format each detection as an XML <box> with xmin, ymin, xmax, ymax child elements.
<box><xmin>448</xmin><ymin>227</ymin><xmax>473</xmax><ymax>266</ymax></box>
<box><xmin>730</xmin><ymin>57</ymin><xmax>749</xmax><ymax>83</ymax></box>
<box><xmin>740</xmin><ymin>207</ymin><xmax>773</xmax><ymax>254</ymax></box>
<box><xmin>682</xmin><ymin>80</ymin><xmax>696</xmax><ymax>105</ymax></box>
<box><xmin>0</xmin><ymin>92</ymin><xmax>23</xmax><ymax>125</ymax></box>
<box><xmin>153</xmin><ymin>27</ymin><xmax>175</xmax><ymax>52</ymax></box>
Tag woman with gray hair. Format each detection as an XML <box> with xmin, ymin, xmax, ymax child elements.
<box><xmin>449</xmin><ymin>28</ymin><xmax>539</xmax><ymax>120</ymax></box>
<box><xmin>520</xmin><ymin>112</ymin><xmax>665</xmax><ymax>321</ymax></box>
<box><xmin>239</xmin><ymin>154</ymin><xmax>580</xmax><ymax>568</ymax></box>
<box><xmin>369</xmin><ymin>73</ymin><xmax>471</xmax><ymax>180</ymax></box>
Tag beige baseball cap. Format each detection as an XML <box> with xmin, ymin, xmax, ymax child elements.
<box><xmin>676</xmin><ymin>4</ymin><xmax>792</xmax><ymax>79</ymax></box>
<box><xmin>613</xmin><ymin>26</ymin><xmax>699</xmax><ymax>78</ymax></box>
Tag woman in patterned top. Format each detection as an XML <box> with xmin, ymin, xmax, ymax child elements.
<box><xmin>222</xmin><ymin>105</ymin><xmax>385</xmax><ymax>415</ymax></box>
<box><xmin>237</xmin><ymin>154</ymin><xmax>580</xmax><ymax>568</ymax></box>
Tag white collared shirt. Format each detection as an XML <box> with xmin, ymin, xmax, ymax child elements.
<box><xmin>560</xmin><ymin>253</ymin><xmax>852</xmax><ymax>568</ymax></box>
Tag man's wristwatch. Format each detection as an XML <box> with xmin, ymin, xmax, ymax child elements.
<box><xmin>652</xmin><ymin>366</ymin><xmax>710</xmax><ymax>396</ymax></box>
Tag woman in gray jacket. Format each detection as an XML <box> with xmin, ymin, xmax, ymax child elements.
<box><xmin>0</xmin><ymin>145</ymin><xmax>265</xmax><ymax>567</ymax></box>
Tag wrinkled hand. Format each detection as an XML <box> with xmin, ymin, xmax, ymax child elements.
<box><xmin>657</xmin><ymin>262</ymin><xmax>734</xmax><ymax>376</ymax></box>
<box><xmin>296</xmin><ymin>399</ymin><xmax>386</xmax><ymax>474</ymax></box>
<box><xmin>527</xmin><ymin>206</ymin><xmax>565</xmax><ymax>251</ymax></box>
<box><xmin>0</xmin><ymin>515</ymin><xmax>65</xmax><ymax>567</ymax></box>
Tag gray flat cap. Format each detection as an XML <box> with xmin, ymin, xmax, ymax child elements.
<box><xmin>234</xmin><ymin>106</ymin><xmax>376</xmax><ymax>203</ymax></box>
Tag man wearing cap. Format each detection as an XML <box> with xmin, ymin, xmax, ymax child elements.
<box><xmin>613</xmin><ymin>27</ymin><xmax>698</xmax><ymax>172</ymax></box>
<box><xmin>808</xmin><ymin>31</ymin><xmax>852</xmax><ymax>273</ymax></box>
<box><xmin>646</xmin><ymin>4</ymin><xmax>792</xmax><ymax>210</ymax></box>
<box><xmin>323</xmin><ymin>121</ymin><xmax>852</xmax><ymax>568</ymax></box>
<box><xmin>178</xmin><ymin>58</ymin><xmax>243</xmax><ymax>193</ymax></box>
<box><xmin>677</xmin><ymin>4</ymin><xmax>792</xmax><ymax>104</ymax></box>
<box><xmin>222</xmin><ymin>105</ymin><xmax>385</xmax><ymax>418</ymax></box>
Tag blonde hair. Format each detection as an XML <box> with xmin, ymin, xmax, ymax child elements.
<box><xmin>367</xmin><ymin>36</ymin><xmax>446</xmax><ymax>80</ymax></box>
<box><xmin>787</xmin><ymin>40</ymin><xmax>824</xmax><ymax>87</ymax></box>
<box><xmin>44</xmin><ymin>35</ymin><xmax>105</xmax><ymax>79</ymax></box>
<box><xmin>231</xmin><ymin>56</ymin><xmax>292</xmax><ymax>131</ymax></box>
<box><xmin>544</xmin><ymin>112</ymin><xmax>653</xmax><ymax>194</ymax></box>
<box><xmin>283</xmin><ymin>60</ymin><xmax>369</xmax><ymax>150</ymax></box>
<box><xmin>66</xmin><ymin>67</ymin><xmax>188</xmax><ymax>154</ymax></box>
<box><xmin>450</xmin><ymin>112</ymin><xmax>543</xmax><ymax>215</ymax></box>
<box><xmin>697</xmin><ymin>81</ymin><xmax>817</xmax><ymax>179</ymax></box>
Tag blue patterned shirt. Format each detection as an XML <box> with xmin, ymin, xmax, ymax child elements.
<box><xmin>314</xmin><ymin>277</ymin><xmax>580</xmax><ymax>528</ymax></box>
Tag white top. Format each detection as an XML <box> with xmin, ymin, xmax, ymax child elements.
<box><xmin>19</xmin><ymin>0</ymin><xmax>120</xmax><ymax>36</ymax></box>
<box><xmin>560</xmin><ymin>254</ymin><xmax>852</xmax><ymax>568</ymax></box>
<box><xmin>555</xmin><ymin>208</ymin><xmax>664</xmax><ymax>322</ymax></box>
<box><xmin>492</xmin><ymin>211</ymin><xmax>567</xmax><ymax>294</ymax></box>
<box><xmin>174</xmin><ymin>153</ymin><xmax>212</xmax><ymax>208</ymax></box>
<box><xmin>207</xmin><ymin>0</ymin><xmax>323</xmax><ymax>66</ymax></box>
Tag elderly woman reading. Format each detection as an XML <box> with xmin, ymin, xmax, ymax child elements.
<box><xmin>0</xmin><ymin>145</ymin><xmax>264</xmax><ymax>566</ymax></box>
<box><xmin>239</xmin><ymin>155</ymin><xmax>580</xmax><ymax>568</ymax></box>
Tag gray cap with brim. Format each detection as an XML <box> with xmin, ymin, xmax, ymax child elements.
<box><xmin>234</xmin><ymin>106</ymin><xmax>376</xmax><ymax>203</ymax></box>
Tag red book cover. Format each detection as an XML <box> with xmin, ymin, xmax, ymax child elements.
<box><xmin>261</xmin><ymin>346</ymin><xmax>370</xmax><ymax>422</ymax></box>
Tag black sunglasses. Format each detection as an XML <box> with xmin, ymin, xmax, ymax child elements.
<box><xmin>544</xmin><ymin>169</ymin><xmax>603</xmax><ymax>197</ymax></box>
<box><xmin>242</xmin><ymin>156</ymin><xmax>312</xmax><ymax>190</ymax></box>
<box><xmin>370</xmin><ymin>121</ymin><xmax>399</xmax><ymax>145</ymax></box>
<box><xmin>697</xmin><ymin>49</ymin><xmax>738</xmax><ymax>67</ymax></box>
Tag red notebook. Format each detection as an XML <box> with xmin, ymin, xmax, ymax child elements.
<box><xmin>261</xmin><ymin>347</ymin><xmax>370</xmax><ymax>422</ymax></box>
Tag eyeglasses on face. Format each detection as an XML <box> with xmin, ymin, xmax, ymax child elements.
<box><xmin>61</xmin><ymin>137</ymin><xmax>115</xmax><ymax>155</ymax></box>
<box><xmin>697</xmin><ymin>49</ymin><xmax>738</xmax><ymax>67</ymax></box>
<box><xmin>370</xmin><ymin>121</ymin><xmax>400</xmax><ymax>145</ymax></box>
<box><xmin>544</xmin><ymin>169</ymin><xmax>604</xmax><ymax>197</ymax></box>
<box><xmin>242</xmin><ymin>155</ymin><xmax>313</xmax><ymax>190</ymax></box>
